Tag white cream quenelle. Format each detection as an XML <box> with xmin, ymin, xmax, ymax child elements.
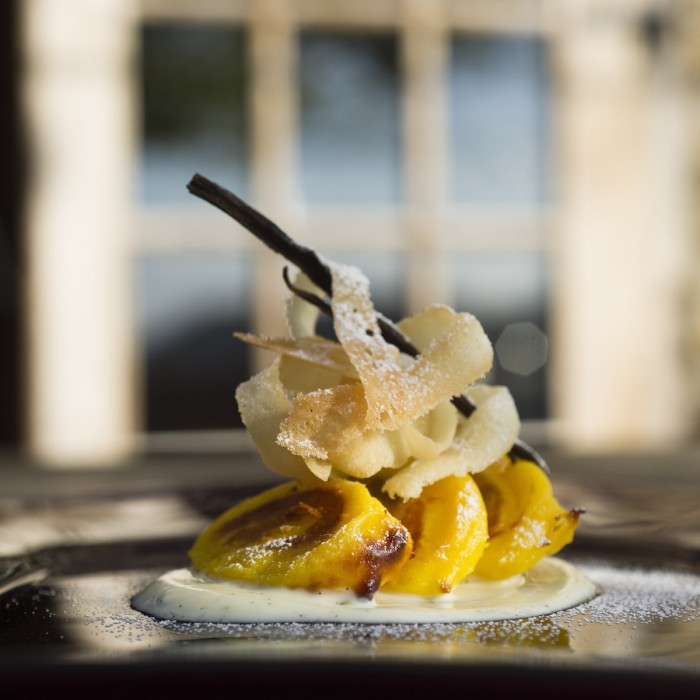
<box><xmin>132</xmin><ymin>558</ymin><xmax>597</xmax><ymax>625</ymax></box>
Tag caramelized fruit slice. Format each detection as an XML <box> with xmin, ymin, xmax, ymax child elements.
<box><xmin>473</xmin><ymin>458</ymin><xmax>581</xmax><ymax>580</ymax></box>
<box><xmin>379</xmin><ymin>475</ymin><xmax>489</xmax><ymax>596</ymax></box>
<box><xmin>189</xmin><ymin>478</ymin><xmax>412</xmax><ymax>599</ymax></box>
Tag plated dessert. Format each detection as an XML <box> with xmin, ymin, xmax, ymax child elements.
<box><xmin>132</xmin><ymin>175</ymin><xmax>596</xmax><ymax>624</ymax></box>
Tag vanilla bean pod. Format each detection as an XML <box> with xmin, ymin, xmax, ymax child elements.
<box><xmin>281</xmin><ymin>267</ymin><xmax>414</xmax><ymax>353</ymax></box>
<box><xmin>282</xmin><ymin>266</ymin><xmax>333</xmax><ymax>316</ymax></box>
<box><xmin>188</xmin><ymin>174</ymin><xmax>332</xmax><ymax>293</ymax></box>
<box><xmin>188</xmin><ymin>173</ymin><xmax>548</xmax><ymax>473</ymax></box>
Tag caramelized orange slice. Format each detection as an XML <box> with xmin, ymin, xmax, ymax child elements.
<box><xmin>379</xmin><ymin>475</ymin><xmax>489</xmax><ymax>596</ymax></box>
<box><xmin>473</xmin><ymin>458</ymin><xmax>581</xmax><ymax>580</ymax></box>
<box><xmin>189</xmin><ymin>478</ymin><xmax>412</xmax><ymax>599</ymax></box>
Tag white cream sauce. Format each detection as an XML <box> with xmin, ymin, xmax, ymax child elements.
<box><xmin>131</xmin><ymin>557</ymin><xmax>597</xmax><ymax>624</ymax></box>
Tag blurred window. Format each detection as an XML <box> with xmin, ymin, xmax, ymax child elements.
<box><xmin>139</xmin><ymin>24</ymin><xmax>251</xmax><ymax>429</ymax></box>
<box><xmin>22</xmin><ymin>1</ymin><xmax>568</xmax><ymax>463</ymax></box>
<box><xmin>137</xmin><ymin>4</ymin><xmax>552</xmax><ymax>430</ymax></box>
<box><xmin>299</xmin><ymin>31</ymin><xmax>401</xmax><ymax>205</ymax></box>
<box><xmin>452</xmin><ymin>252</ymin><xmax>550</xmax><ymax>418</ymax></box>
<box><xmin>449</xmin><ymin>34</ymin><xmax>551</xmax><ymax>417</ymax></box>
<box><xmin>450</xmin><ymin>36</ymin><xmax>550</xmax><ymax>206</ymax></box>
<box><xmin>140</xmin><ymin>24</ymin><xmax>250</xmax><ymax>204</ymax></box>
<box><xmin>136</xmin><ymin>254</ymin><xmax>252</xmax><ymax>431</ymax></box>
<box><xmin>23</xmin><ymin>1</ymin><xmax>696</xmax><ymax>463</ymax></box>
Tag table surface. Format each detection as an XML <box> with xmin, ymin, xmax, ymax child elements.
<box><xmin>1</xmin><ymin>442</ymin><xmax>699</xmax><ymax>696</ymax></box>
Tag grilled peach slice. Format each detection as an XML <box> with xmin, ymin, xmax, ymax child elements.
<box><xmin>473</xmin><ymin>458</ymin><xmax>581</xmax><ymax>580</ymax></box>
<box><xmin>188</xmin><ymin>478</ymin><xmax>412</xmax><ymax>599</ymax></box>
<box><xmin>379</xmin><ymin>475</ymin><xmax>489</xmax><ymax>596</ymax></box>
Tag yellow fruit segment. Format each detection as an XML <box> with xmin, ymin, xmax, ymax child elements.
<box><xmin>473</xmin><ymin>458</ymin><xmax>581</xmax><ymax>580</ymax></box>
<box><xmin>188</xmin><ymin>478</ymin><xmax>412</xmax><ymax>599</ymax></box>
<box><xmin>379</xmin><ymin>475</ymin><xmax>489</xmax><ymax>596</ymax></box>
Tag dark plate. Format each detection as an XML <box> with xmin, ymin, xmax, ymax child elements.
<box><xmin>1</xmin><ymin>449</ymin><xmax>699</xmax><ymax>697</ymax></box>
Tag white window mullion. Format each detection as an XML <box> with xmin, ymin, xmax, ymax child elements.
<box><xmin>249</xmin><ymin>0</ymin><xmax>300</xmax><ymax>370</ymax></box>
<box><xmin>401</xmin><ymin>0</ymin><xmax>451</xmax><ymax>314</ymax></box>
<box><xmin>23</xmin><ymin>0</ymin><xmax>138</xmax><ymax>466</ymax></box>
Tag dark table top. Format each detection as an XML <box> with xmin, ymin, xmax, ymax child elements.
<box><xmin>1</xmin><ymin>441</ymin><xmax>699</xmax><ymax>697</ymax></box>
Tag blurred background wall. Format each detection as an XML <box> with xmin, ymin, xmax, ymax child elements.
<box><xmin>2</xmin><ymin>0</ymin><xmax>699</xmax><ymax>468</ymax></box>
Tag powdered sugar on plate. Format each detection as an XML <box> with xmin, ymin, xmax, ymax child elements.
<box><xmin>555</xmin><ymin>559</ymin><xmax>700</xmax><ymax>625</ymax></box>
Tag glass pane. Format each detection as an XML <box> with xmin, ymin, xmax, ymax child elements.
<box><xmin>300</xmin><ymin>32</ymin><xmax>401</xmax><ymax>205</ymax></box>
<box><xmin>336</xmin><ymin>252</ymin><xmax>405</xmax><ymax>317</ymax></box>
<box><xmin>139</xmin><ymin>25</ymin><xmax>249</xmax><ymax>204</ymax></box>
<box><xmin>450</xmin><ymin>36</ymin><xmax>550</xmax><ymax>206</ymax></box>
<box><xmin>136</xmin><ymin>255</ymin><xmax>252</xmax><ymax>431</ymax></box>
<box><xmin>453</xmin><ymin>253</ymin><xmax>549</xmax><ymax>419</ymax></box>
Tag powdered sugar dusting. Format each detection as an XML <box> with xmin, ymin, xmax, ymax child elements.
<box><xmin>142</xmin><ymin>557</ymin><xmax>699</xmax><ymax>657</ymax></box>
<box><xmin>555</xmin><ymin>559</ymin><xmax>700</xmax><ymax>626</ymax></box>
<box><xmin>8</xmin><ymin>558</ymin><xmax>697</xmax><ymax>672</ymax></box>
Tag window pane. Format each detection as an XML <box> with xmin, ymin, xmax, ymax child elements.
<box><xmin>300</xmin><ymin>32</ymin><xmax>401</xmax><ymax>205</ymax></box>
<box><xmin>453</xmin><ymin>253</ymin><xmax>549</xmax><ymax>419</ymax></box>
<box><xmin>335</xmin><ymin>252</ymin><xmax>406</xmax><ymax>318</ymax></box>
<box><xmin>136</xmin><ymin>255</ymin><xmax>252</xmax><ymax>431</ymax></box>
<box><xmin>450</xmin><ymin>36</ymin><xmax>550</xmax><ymax>206</ymax></box>
<box><xmin>139</xmin><ymin>25</ymin><xmax>249</xmax><ymax>204</ymax></box>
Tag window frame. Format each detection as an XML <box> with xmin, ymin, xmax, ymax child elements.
<box><xmin>21</xmin><ymin>0</ymin><xmax>696</xmax><ymax>464</ymax></box>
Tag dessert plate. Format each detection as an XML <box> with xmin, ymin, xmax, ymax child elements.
<box><xmin>1</xmin><ymin>453</ymin><xmax>698</xmax><ymax>695</ymax></box>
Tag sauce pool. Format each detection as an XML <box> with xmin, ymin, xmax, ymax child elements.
<box><xmin>131</xmin><ymin>557</ymin><xmax>597</xmax><ymax>624</ymax></box>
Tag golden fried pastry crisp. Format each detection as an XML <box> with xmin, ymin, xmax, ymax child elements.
<box><xmin>235</xmin><ymin>261</ymin><xmax>519</xmax><ymax>500</ymax></box>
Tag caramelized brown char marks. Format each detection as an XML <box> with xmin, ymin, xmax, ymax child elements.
<box><xmin>390</xmin><ymin>499</ymin><xmax>424</xmax><ymax>550</ymax></box>
<box><xmin>355</xmin><ymin>526</ymin><xmax>412</xmax><ymax>599</ymax></box>
<box><xmin>216</xmin><ymin>488</ymin><xmax>343</xmax><ymax>550</ymax></box>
